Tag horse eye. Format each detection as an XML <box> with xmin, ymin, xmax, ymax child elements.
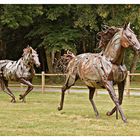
<box><xmin>127</xmin><ymin>35</ymin><xmax>132</xmax><ymax>39</ymax></box>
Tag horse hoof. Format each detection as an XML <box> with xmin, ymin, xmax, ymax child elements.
<box><xmin>22</xmin><ymin>99</ymin><xmax>26</xmax><ymax>103</ymax></box>
<box><xmin>58</xmin><ymin>106</ymin><xmax>62</xmax><ymax>111</ymax></box>
<box><xmin>123</xmin><ymin>119</ymin><xmax>128</xmax><ymax>123</ymax></box>
<box><xmin>96</xmin><ymin>114</ymin><xmax>99</xmax><ymax>119</ymax></box>
<box><xmin>19</xmin><ymin>95</ymin><xmax>23</xmax><ymax>100</ymax></box>
<box><xmin>106</xmin><ymin>111</ymin><xmax>111</xmax><ymax>116</ymax></box>
<box><xmin>11</xmin><ymin>99</ymin><xmax>16</xmax><ymax>103</ymax></box>
<box><xmin>13</xmin><ymin>100</ymin><xmax>16</xmax><ymax>103</ymax></box>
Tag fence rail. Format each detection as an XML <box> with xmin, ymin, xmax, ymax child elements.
<box><xmin>7</xmin><ymin>71</ymin><xmax>140</xmax><ymax>95</ymax></box>
<box><xmin>125</xmin><ymin>71</ymin><xmax>140</xmax><ymax>96</ymax></box>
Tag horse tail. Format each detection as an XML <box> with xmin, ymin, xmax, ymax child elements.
<box><xmin>54</xmin><ymin>51</ymin><xmax>75</xmax><ymax>73</ymax></box>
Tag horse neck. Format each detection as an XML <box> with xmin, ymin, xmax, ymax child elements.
<box><xmin>22</xmin><ymin>54</ymin><xmax>32</xmax><ymax>67</ymax></box>
<box><xmin>103</xmin><ymin>30</ymin><xmax>125</xmax><ymax>65</ymax></box>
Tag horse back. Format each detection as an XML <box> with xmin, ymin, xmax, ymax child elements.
<box><xmin>0</xmin><ymin>60</ymin><xmax>13</xmax><ymax>73</ymax></box>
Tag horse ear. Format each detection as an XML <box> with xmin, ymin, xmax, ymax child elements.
<box><xmin>123</xmin><ymin>22</ymin><xmax>130</xmax><ymax>30</ymax></box>
<box><xmin>123</xmin><ymin>23</ymin><xmax>127</xmax><ymax>30</ymax></box>
<box><xmin>27</xmin><ymin>44</ymin><xmax>30</xmax><ymax>48</ymax></box>
<box><xmin>29</xmin><ymin>47</ymin><xmax>32</xmax><ymax>53</ymax></box>
<box><xmin>128</xmin><ymin>22</ymin><xmax>130</xmax><ymax>28</ymax></box>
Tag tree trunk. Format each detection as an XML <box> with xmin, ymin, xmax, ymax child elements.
<box><xmin>55</xmin><ymin>51</ymin><xmax>61</xmax><ymax>60</ymax></box>
<box><xmin>45</xmin><ymin>49</ymin><xmax>54</xmax><ymax>73</ymax></box>
<box><xmin>51</xmin><ymin>50</ymin><xmax>55</xmax><ymax>65</ymax></box>
<box><xmin>130</xmin><ymin>53</ymin><xmax>139</xmax><ymax>73</ymax></box>
<box><xmin>130</xmin><ymin>52</ymin><xmax>140</xmax><ymax>80</ymax></box>
<box><xmin>0</xmin><ymin>28</ymin><xmax>6</xmax><ymax>59</ymax></box>
<box><xmin>37</xmin><ymin>47</ymin><xmax>47</xmax><ymax>72</ymax></box>
<box><xmin>111</xmin><ymin>5</ymin><xmax>115</xmax><ymax>18</ymax></box>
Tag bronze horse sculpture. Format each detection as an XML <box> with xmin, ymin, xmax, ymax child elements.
<box><xmin>57</xmin><ymin>23</ymin><xmax>140</xmax><ymax>123</ymax></box>
<box><xmin>0</xmin><ymin>45</ymin><xmax>40</xmax><ymax>102</ymax></box>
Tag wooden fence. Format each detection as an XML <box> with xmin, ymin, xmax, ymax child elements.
<box><xmin>35</xmin><ymin>72</ymin><xmax>67</xmax><ymax>93</ymax></box>
<box><xmin>125</xmin><ymin>71</ymin><xmax>140</xmax><ymax>96</ymax></box>
<box><xmin>8</xmin><ymin>71</ymin><xmax>140</xmax><ymax>95</ymax></box>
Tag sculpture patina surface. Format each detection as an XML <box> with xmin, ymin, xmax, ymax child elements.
<box><xmin>57</xmin><ymin>23</ymin><xmax>140</xmax><ymax>123</ymax></box>
<box><xmin>0</xmin><ymin>45</ymin><xmax>40</xmax><ymax>102</ymax></box>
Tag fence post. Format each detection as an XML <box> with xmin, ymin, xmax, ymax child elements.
<box><xmin>126</xmin><ymin>71</ymin><xmax>130</xmax><ymax>96</ymax></box>
<box><xmin>41</xmin><ymin>71</ymin><xmax>45</xmax><ymax>93</ymax></box>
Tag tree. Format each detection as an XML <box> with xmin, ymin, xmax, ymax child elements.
<box><xmin>0</xmin><ymin>5</ymin><xmax>44</xmax><ymax>61</ymax></box>
<box><xmin>1</xmin><ymin>4</ymin><xmax>140</xmax><ymax>73</ymax></box>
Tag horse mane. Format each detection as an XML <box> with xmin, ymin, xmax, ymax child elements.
<box><xmin>54</xmin><ymin>50</ymin><xmax>75</xmax><ymax>73</ymax></box>
<box><xmin>97</xmin><ymin>26</ymin><xmax>120</xmax><ymax>50</ymax></box>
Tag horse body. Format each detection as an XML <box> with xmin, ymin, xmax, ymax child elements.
<box><xmin>58</xmin><ymin>23</ymin><xmax>140</xmax><ymax>123</ymax></box>
<box><xmin>66</xmin><ymin>29</ymin><xmax>127</xmax><ymax>89</ymax></box>
<box><xmin>0</xmin><ymin>46</ymin><xmax>40</xmax><ymax>102</ymax></box>
<box><xmin>1</xmin><ymin>59</ymin><xmax>35</xmax><ymax>81</ymax></box>
<box><xmin>67</xmin><ymin>53</ymin><xmax>109</xmax><ymax>87</ymax></box>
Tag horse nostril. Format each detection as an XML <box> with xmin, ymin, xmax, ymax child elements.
<box><xmin>137</xmin><ymin>48</ymin><xmax>140</xmax><ymax>52</ymax></box>
<box><xmin>37</xmin><ymin>63</ymin><xmax>41</xmax><ymax>67</ymax></box>
<box><xmin>137</xmin><ymin>48</ymin><xmax>140</xmax><ymax>53</ymax></box>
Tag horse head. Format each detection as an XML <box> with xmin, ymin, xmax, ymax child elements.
<box><xmin>121</xmin><ymin>23</ymin><xmax>140</xmax><ymax>53</ymax></box>
<box><xmin>23</xmin><ymin>45</ymin><xmax>40</xmax><ymax>67</ymax></box>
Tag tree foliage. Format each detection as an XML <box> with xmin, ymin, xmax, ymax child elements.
<box><xmin>1</xmin><ymin>4</ymin><xmax>140</xmax><ymax>72</ymax></box>
<box><xmin>0</xmin><ymin>5</ymin><xmax>43</xmax><ymax>28</ymax></box>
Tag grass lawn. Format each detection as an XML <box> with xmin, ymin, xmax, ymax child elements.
<box><xmin>0</xmin><ymin>91</ymin><xmax>140</xmax><ymax>136</ymax></box>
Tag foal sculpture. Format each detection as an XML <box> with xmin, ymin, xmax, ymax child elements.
<box><xmin>57</xmin><ymin>23</ymin><xmax>140</xmax><ymax>123</ymax></box>
<box><xmin>0</xmin><ymin>45</ymin><xmax>40</xmax><ymax>102</ymax></box>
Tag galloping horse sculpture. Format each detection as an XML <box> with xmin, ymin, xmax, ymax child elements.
<box><xmin>0</xmin><ymin>45</ymin><xmax>40</xmax><ymax>102</ymax></box>
<box><xmin>57</xmin><ymin>23</ymin><xmax>140</xmax><ymax>123</ymax></box>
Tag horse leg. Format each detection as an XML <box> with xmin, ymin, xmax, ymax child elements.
<box><xmin>58</xmin><ymin>74</ymin><xmax>78</xmax><ymax>111</ymax></box>
<box><xmin>0</xmin><ymin>78</ymin><xmax>5</xmax><ymax>91</ymax></box>
<box><xmin>106</xmin><ymin>80</ymin><xmax>125</xmax><ymax>119</ymax></box>
<box><xmin>88</xmin><ymin>87</ymin><xmax>99</xmax><ymax>118</ymax></box>
<box><xmin>1</xmin><ymin>80</ymin><xmax>16</xmax><ymax>103</ymax></box>
<box><xmin>104</xmin><ymin>81</ymin><xmax>127</xmax><ymax>123</ymax></box>
<box><xmin>19</xmin><ymin>78</ymin><xmax>33</xmax><ymax>102</ymax></box>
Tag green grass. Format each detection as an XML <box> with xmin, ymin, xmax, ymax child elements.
<box><xmin>0</xmin><ymin>91</ymin><xmax>140</xmax><ymax>136</ymax></box>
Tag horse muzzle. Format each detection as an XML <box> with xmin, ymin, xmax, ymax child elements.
<box><xmin>133</xmin><ymin>44</ymin><xmax>140</xmax><ymax>54</ymax></box>
<box><xmin>36</xmin><ymin>63</ymin><xmax>41</xmax><ymax>67</ymax></box>
<box><xmin>135</xmin><ymin>47</ymin><xmax>140</xmax><ymax>54</ymax></box>
<box><xmin>137</xmin><ymin>48</ymin><xmax>140</xmax><ymax>53</ymax></box>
